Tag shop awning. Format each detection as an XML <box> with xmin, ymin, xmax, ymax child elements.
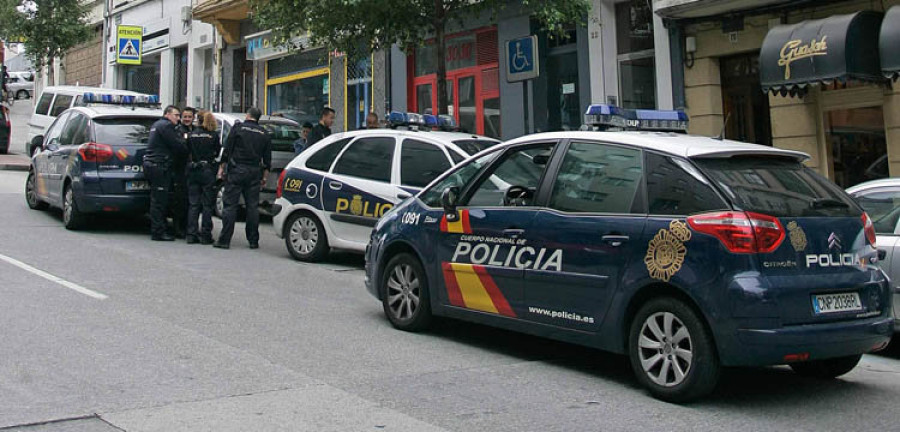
<box><xmin>880</xmin><ymin>6</ymin><xmax>900</xmax><ymax>80</ymax></box>
<box><xmin>760</xmin><ymin>11</ymin><xmax>884</xmax><ymax>96</ymax></box>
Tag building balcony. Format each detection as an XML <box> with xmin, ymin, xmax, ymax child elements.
<box><xmin>653</xmin><ymin>0</ymin><xmax>795</xmax><ymax>19</ymax></box>
<box><xmin>192</xmin><ymin>0</ymin><xmax>248</xmax><ymax>44</ymax></box>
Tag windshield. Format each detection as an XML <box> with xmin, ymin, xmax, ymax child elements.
<box><xmin>419</xmin><ymin>151</ymin><xmax>501</xmax><ymax>207</ymax></box>
<box><xmin>93</xmin><ymin>118</ymin><xmax>156</xmax><ymax>145</ymax></box>
<box><xmin>261</xmin><ymin>121</ymin><xmax>302</xmax><ymax>153</ymax></box>
<box><xmin>696</xmin><ymin>156</ymin><xmax>861</xmax><ymax>218</ymax></box>
<box><xmin>453</xmin><ymin>139</ymin><xmax>500</xmax><ymax>155</ymax></box>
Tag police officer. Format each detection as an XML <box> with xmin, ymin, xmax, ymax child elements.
<box><xmin>171</xmin><ymin>107</ymin><xmax>196</xmax><ymax>238</ymax></box>
<box><xmin>185</xmin><ymin>111</ymin><xmax>221</xmax><ymax>245</ymax></box>
<box><xmin>215</xmin><ymin>107</ymin><xmax>272</xmax><ymax>249</ymax></box>
<box><xmin>144</xmin><ymin>105</ymin><xmax>188</xmax><ymax>241</ymax></box>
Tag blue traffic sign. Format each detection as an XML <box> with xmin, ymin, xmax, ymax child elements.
<box><xmin>506</xmin><ymin>36</ymin><xmax>539</xmax><ymax>82</ymax></box>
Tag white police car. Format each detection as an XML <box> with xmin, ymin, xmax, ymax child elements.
<box><xmin>272</xmin><ymin>113</ymin><xmax>500</xmax><ymax>261</ymax></box>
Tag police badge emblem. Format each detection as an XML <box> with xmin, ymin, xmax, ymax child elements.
<box><xmin>350</xmin><ymin>195</ymin><xmax>364</xmax><ymax>216</ymax></box>
<box><xmin>787</xmin><ymin>221</ymin><xmax>807</xmax><ymax>252</ymax></box>
<box><xmin>644</xmin><ymin>220</ymin><xmax>692</xmax><ymax>282</ymax></box>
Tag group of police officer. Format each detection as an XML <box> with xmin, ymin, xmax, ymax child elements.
<box><xmin>144</xmin><ymin>105</ymin><xmax>272</xmax><ymax>249</ymax></box>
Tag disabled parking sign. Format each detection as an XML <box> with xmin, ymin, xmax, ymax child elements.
<box><xmin>117</xmin><ymin>25</ymin><xmax>143</xmax><ymax>65</ymax></box>
<box><xmin>506</xmin><ymin>35</ymin><xmax>539</xmax><ymax>82</ymax></box>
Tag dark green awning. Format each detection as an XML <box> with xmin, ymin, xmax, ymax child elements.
<box><xmin>760</xmin><ymin>11</ymin><xmax>885</xmax><ymax>96</ymax></box>
<box><xmin>880</xmin><ymin>6</ymin><xmax>900</xmax><ymax>79</ymax></box>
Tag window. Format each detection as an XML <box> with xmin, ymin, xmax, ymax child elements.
<box><xmin>549</xmin><ymin>142</ymin><xmax>643</xmax><ymax>213</ymax></box>
<box><xmin>44</xmin><ymin>112</ymin><xmax>71</xmax><ymax>146</ymax></box>
<box><xmin>50</xmin><ymin>94</ymin><xmax>73</xmax><ymax>117</ymax></box>
<box><xmin>853</xmin><ymin>189</ymin><xmax>900</xmax><ymax>234</ymax></box>
<box><xmin>333</xmin><ymin>137</ymin><xmax>395</xmax><ymax>182</ymax></box>
<box><xmin>467</xmin><ymin>144</ymin><xmax>553</xmax><ymax>207</ymax></box>
<box><xmin>94</xmin><ymin>118</ymin><xmax>156</xmax><ymax>145</ymax></box>
<box><xmin>261</xmin><ymin>121</ymin><xmax>302</xmax><ymax>153</ymax></box>
<box><xmin>449</xmin><ymin>150</ymin><xmax>466</xmax><ymax>165</ymax></box>
<box><xmin>59</xmin><ymin>114</ymin><xmax>89</xmax><ymax>146</ymax></box>
<box><xmin>35</xmin><ymin>92</ymin><xmax>54</xmax><ymax>115</ymax></box>
<box><xmin>646</xmin><ymin>153</ymin><xmax>728</xmax><ymax>215</ymax></box>
<box><xmin>400</xmin><ymin>139</ymin><xmax>451</xmax><ymax>187</ymax></box>
<box><xmin>616</xmin><ymin>0</ymin><xmax>656</xmax><ymax>110</ymax></box>
<box><xmin>452</xmin><ymin>139</ymin><xmax>500</xmax><ymax>156</ymax></box>
<box><xmin>420</xmin><ymin>151</ymin><xmax>500</xmax><ymax>208</ymax></box>
<box><xmin>306</xmin><ymin>137</ymin><xmax>351</xmax><ymax>172</ymax></box>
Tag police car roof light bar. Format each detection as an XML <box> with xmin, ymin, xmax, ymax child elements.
<box><xmin>82</xmin><ymin>92</ymin><xmax>161</xmax><ymax>108</ymax></box>
<box><xmin>583</xmin><ymin>104</ymin><xmax>627</xmax><ymax>131</ymax></box>
<box><xmin>583</xmin><ymin>104</ymin><xmax>689</xmax><ymax>133</ymax></box>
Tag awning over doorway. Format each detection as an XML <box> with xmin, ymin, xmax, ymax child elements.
<box><xmin>880</xmin><ymin>6</ymin><xmax>900</xmax><ymax>80</ymax></box>
<box><xmin>760</xmin><ymin>11</ymin><xmax>884</xmax><ymax>96</ymax></box>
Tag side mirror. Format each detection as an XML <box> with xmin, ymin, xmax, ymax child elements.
<box><xmin>441</xmin><ymin>186</ymin><xmax>460</xmax><ymax>221</ymax></box>
<box><xmin>45</xmin><ymin>137</ymin><xmax>59</xmax><ymax>151</ymax></box>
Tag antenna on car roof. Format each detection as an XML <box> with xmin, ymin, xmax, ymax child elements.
<box><xmin>714</xmin><ymin>112</ymin><xmax>731</xmax><ymax>141</ymax></box>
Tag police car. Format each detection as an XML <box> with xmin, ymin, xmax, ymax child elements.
<box><xmin>25</xmin><ymin>93</ymin><xmax>161</xmax><ymax>229</ymax></box>
<box><xmin>364</xmin><ymin>105</ymin><xmax>894</xmax><ymax>402</ymax></box>
<box><xmin>272</xmin><ymin>113</ymin><xmax>500</xmax><ymax>262</ymax></box>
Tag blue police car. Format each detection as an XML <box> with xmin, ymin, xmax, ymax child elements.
<box><xmin>25</xmin><ymin>93</ymin><xmax>161</xmax><ymax>230</ymax></box>
<box><xmin>272</xmin><ymin>113</ymin><xmax>499</xmax><ymax>262</ymax></box>
<box><xmin>365</xmin><ymin>106</ymin><xmax>894</xmax><ymax>402</ymax></box>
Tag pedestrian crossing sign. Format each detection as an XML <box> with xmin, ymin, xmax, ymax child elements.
<box><xmin>117</xmin><ymin>25</ymin><xmax>143</xmax><ymax>65</ymax></box>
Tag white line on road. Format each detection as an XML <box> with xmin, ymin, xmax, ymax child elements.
<box><xmin>0</xmin><ymin>252</ymin><xmax>108</xmax><ymax>300</ymax></box>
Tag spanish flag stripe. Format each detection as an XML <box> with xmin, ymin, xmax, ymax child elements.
<box><xmin>472</xmin><ymin>265</ymin><xmax>516</xmax><ymax>317</ymax></box>
<box><xmin>441</xmin><ymin>262</ymin><xmax>466</xmax><ymax>308</ymax></box>
<box><xmin>449</xmin><ymin>263</ymin><xmax>499</xmax><ymax>314</ymax></box>
<box><xmin>440</xmin><ymin>215</ymin><xmax>449</xmax><ymax>232</ymax></box>
<box><xmin>460</xmin><ymin>209</ymin><xmax>472</xmax><ymax>233</ymax></box>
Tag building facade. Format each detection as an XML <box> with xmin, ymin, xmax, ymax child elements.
<box><xmin>656</xmin><ymin>0</ymin><xmax>900</xmax><ymax>188</ymax></box>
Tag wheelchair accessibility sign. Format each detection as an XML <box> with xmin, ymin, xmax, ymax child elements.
<box><xmin>117</xmin><ymin>25</ymin><xmax>143</xmax><ymax>65</ymax></box>
<box><xmin>506</xmin><ymin>36</ymin><xmax>538</xmax><ymax>82</ymax></box>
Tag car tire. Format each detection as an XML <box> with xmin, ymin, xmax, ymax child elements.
<box><xmin>25</xmin><ymin>171</ymin><xmax>48</xmax><ymax>210</ymax></box>
<box><xmin>62</xmin><ymin>184</ymin><xmax>87</xmax><ymax>230</ymax></box>
<box><xmin>628</xmin><ymin>297</ymin><xmax>720</xmax><ymax>403</ymax></box>
<box><xmin>16</xmin><ymin>90</ymin><xmax>26</xmax><ymax>100</ymax></box>
<box><xmin>381</xmin><ymin>253</ymin><xmax>432</xmax><ymax>332</ymax></box>
<box><xmin>284</xmin><ymin>211</ymin><xmax>329</xmax><ymax>262</ymax></box>
<box><xmin>789</xmin><ymin>354</ymin><xmax>862</xmax><ymax>379</ymax></box>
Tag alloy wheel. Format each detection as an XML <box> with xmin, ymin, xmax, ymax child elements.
<box><xmin>386</xmin><ymin>263</ymin><xmax>420</xmax><ymax>320</ymax></box>
<box><xmin>637</xmin><ymin>311</ymin><xmax>694</xmax><ymax>387</ymax></box>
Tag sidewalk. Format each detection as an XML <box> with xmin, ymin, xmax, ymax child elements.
<box><xmin>0</xmin><ymin>153</ymin><xmax>29</xmax><ymax>171</ymax></box>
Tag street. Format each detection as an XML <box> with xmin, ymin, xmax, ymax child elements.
<box><xmin>0</xmin><ymin>105</ymin><xmax>898</xmax><ymax>431</ymax></box>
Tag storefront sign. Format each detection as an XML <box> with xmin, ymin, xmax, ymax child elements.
<box><xmin>116</xmin><ymin>25</ymin><xmax>142</xmax><ymax>65</ymax></box>
<box><xmin>506</xmin><ymin>35</ymin><xmax>539</xmax><ymax>82</ymax></box>
<box><xmin>778</xmin><ymin>37</ymin><xmax>828</xmax><ymax>80</ymax></box>
<box><xmin>246</xmin><ymin>31</ymin><xmax>311</xmax><ymax>62</ymax></box>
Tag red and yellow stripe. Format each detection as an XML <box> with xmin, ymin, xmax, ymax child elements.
<box><xmin>115</xmin><ymin>148</ymin><xmax>129</xmax><ymax>161</ymax></box>
<box><xmin>440</xmin><ymin>209</ymin><xmax>472</xmax><ymax>233</ymax></box>
<box><xmin>442</xmin><ymin>262</ymin><xmax>515</xmax><ymax>317</ymax></box>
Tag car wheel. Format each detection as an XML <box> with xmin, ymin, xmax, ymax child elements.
<box><xmin>628</xmin><ymin>297</ymin><xmax>719</xmax><ymax>403</ymax></box>
<box><xmin>62</xmin><ymin>185</ymin><xmax>86</xmax><ymax>230</ymax></box>
<box><xmin>381</xmin><ymin>253</ymin><xmax>432</xmax><ymax>332</ymax></box>
<box><xmin>284</xmin><ymin>211</ymin><xmax>329</xmax><ymax>262</ymax></box>
<box><xmin>25</xmin><ymin>171</ymin><xmax>48</xmax><ymax>210</ymax></box>
<box><xmin>789</xmin><ymin>354</ymin><xmax>862</xmax><ymax>379</ymax></box>
<box><xmin>16</xmin><ymin>90</ymin><xmax>26</xmax><ymax>100</ymax></box>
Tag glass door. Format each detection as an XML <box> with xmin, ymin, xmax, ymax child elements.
<box><xmin>824</xmin><ymin>106</ymin><xmax>887</xmax><ymax>188</ymax></box>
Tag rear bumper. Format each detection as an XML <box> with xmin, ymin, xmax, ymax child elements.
<box><xmin>720</xmin><ymin>317</ymin><xmax>894</xmax><ymax>366</ymax></box>
<box><xmin>76</xmin><ymin>192</ymin><xmax>150</xmax><ymax>214</ymax></box>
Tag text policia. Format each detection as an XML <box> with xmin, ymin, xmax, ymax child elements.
<box><xmin>451</xmin><ymin>235</ymin><xmax>563</xmax><ymax>271</ymax></box>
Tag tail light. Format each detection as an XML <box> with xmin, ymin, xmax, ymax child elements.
<box><xmin>275</xmin><ymin>169</ymin><xmax>287</xmax><ymax>199</ymax></box>
<box><xmin>687</xmin><ymin>211</ymin><xmax>785</xmax><ymax>254</ymax></box>
<box><xmin>78</xmin><ymin>142</ymin><xmax>114</xmax><ymax>163</ymax></box>
<box><xmin>862</xmin><ymin>212</ymin><xmax>876</xmax><ymax>246</ymax></box>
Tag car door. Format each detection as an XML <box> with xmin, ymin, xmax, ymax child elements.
<box><xmin>322</xmin><ymin>136</ymin><xmax>398</xmax><ymax>246</ymax></box>
<box><xmin>54</xmin><ymin>113</ymin><xmax>90</xmax><ymax>193</ymax></box>
<box><xmin>37</xmin><ymin>111</ymin><xmax>72</xmax><ymax>204</ymax></box>
<box><xmin>434</xmin><ymin>142</ymin><xmax>556</xmax><ymax>318</ymax></box>
<box><xmin>851</xmin><ymin>186</ymin><xmax>900</xmax><ymax>321</ymax></box>
<box><xmin>524</xmin><ymin>141</ymin><xmax>648</xmax><ymax>331</ymax></box>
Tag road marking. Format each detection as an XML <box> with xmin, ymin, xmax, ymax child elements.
<box><xmin>0</xmin><ymin>252</ymin><xmax>108</xmax><ymax>300</ymax></box>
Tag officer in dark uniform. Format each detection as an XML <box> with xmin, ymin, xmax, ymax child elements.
<box><xmin>143</xmin><ymin>105</ymin><xmax>188</xmax><ymax>241</ymax></box>
<box><xmin>171</xmin><ymin>107</ymin><xmax>196</xmax><ymax>238</ymax></box>
<box><xmin>185</xmin><ymin>111</ymin><xmax>221</xmax><ymax>245</ymax></box>
<box><xmin>215</xmin><ymin>107</ymin><xmax>272</xmax><ymax>249</ymax></box>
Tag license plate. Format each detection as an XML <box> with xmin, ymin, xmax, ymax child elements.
<box><xmin>812</xmin><ymin>292</ymin><xmax>863</xmax><ymax>315</ymax></box>
<box><xmin>125</xmin><ymin>180</ymin><xmax>149</xmax><ymax>191</ymax></box>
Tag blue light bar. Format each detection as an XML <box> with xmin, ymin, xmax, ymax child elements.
<box><xmin>583</xmin><ymin>104</ymin><xmax>689</xmax><ymax>133</ymax></box>
<box><xmin>387</xmin><ymin>111</ymin><xmax>409</xmax><ymax>125</ymax></box>
<box><xmin>438</xmin><ymin>115</ymin><xmax>457</xmax><ymax>130</ymax></box>
<box><xmin>423</xmin><ymin>114</ymin><xmax>440</xmax><ymax>128</ymax></box>
<box><xmin>82</xmin><ymin>92</ymin><xmax>160</xmax><ymax>106</ymax></box>
<box><xmin>583</xmin><ymin>104</ymin><xmax>627</xmax><ymax>131</ymax></box>
<box><xmin>406</xmin><ymin>113</ymin><xmax>424</xmax><ymax>126</ymax></box>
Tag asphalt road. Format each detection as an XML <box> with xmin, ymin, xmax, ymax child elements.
<box><xmin>2</xmin><ymin>111</ymin><xmax>900</xmax><ymax>431</ymax></box>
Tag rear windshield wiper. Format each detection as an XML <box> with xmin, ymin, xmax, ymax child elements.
<box><xmin>810</xmin><ymin>198</ymin><xmax>849</xmax><ymax>209</ymax></box>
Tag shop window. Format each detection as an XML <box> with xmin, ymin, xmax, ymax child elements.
<box><xmin>721</xmin><ymin>54</ymin><xmax>771</xmax><ymax>146</ymax></box>
<box><xmin>347</xmin><ymin>57</ymin><xmax>373</xmax><ymax>131</ymax></box>
<box><xmin>825</xmin><ymin>106</ymin><xmax>887</xmax><ymax>188</ymax></box>
<box><xmin>268</xmin><ymin>50</ymin><xmax>328</xmax><ymax>79</ymax></box>
<box><xmin>616</xmin><ymin>0</ymin><xmax>656</xmax><ymax>110</ymax></box>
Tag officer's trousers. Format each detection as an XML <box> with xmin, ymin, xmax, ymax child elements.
<box><xmin>143</xmin><ymin>160</ymin><xmax>172</xmax><ymax>238</ymax></box>
<box><xmin>171</xmin><ymin>161</ymin><xmax>188</xmax><ymax>236</ymax></box>
<box><xmin>218</xmin><ymin>164</ymin><xmax>261</xmax><ymax>246</ymax></box>
<box><xmin>186</xmin><ymin>165</ymin><xmax>216</xmax><ymax>241</ymax></box>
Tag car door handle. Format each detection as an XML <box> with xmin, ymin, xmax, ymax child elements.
<box><xmin>503</xmin><ymin>228</ymin><xmax>525</xmax><ymax>238</ymax></box>
<box><xmin>602</xmin><ymin>235</ymin><xmax>630</xmax><ymax>247</ymax></box>
<box><xmin>878</xmin><ymin>249</ymin><xmax>887</xmax><ymax>260</ymax></box>
<box><xmin>329</xmin><ymin>181</ymin><xmax>343</xmax><ymax>190</ymax></box>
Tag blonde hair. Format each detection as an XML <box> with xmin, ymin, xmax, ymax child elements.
<box><xmin>200</xmin><ymin>111</ymin><xmax>217</xmax><ymax>132</ymax></box>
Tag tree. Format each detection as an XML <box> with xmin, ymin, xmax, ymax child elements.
<box><xmin>250</xmin><ymin>0</ymin><xmax>590</xmax><ymax>116</ymax></box>
<box><xmin>0</xmin><ymin>0</ymin><xmax>92</xmax><ymax>84</ymax></box>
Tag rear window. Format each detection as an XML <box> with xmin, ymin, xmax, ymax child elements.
<box><xmin>93</xmin><ymin>118</ymin><xmax>156</xmax><ymax>145</ymax></box>
<box><xmin>50</xmin><ymin>95</ymin><xmax>73</xmax><ymax>117</ymax></box>
<box><xmin>35</xmin><ymin>92</ymin><xmax>54</xmax><ymax>115</ymax></box>
<box><xmin>453</xmin><ymin>139</ymin><xmax>499</xmax><ymax>155</ymax></box>
<box><xmin>261</xmin><ymin>121</ymin><xmax>302</xmax><ymax>153</ymax></box>
<box><xmin>696</xmin><ymin>157</ymin><xmax>861</xmax><ymax>218</ymax></box>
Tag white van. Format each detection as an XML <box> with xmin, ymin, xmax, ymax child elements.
<box><xmin>27</xmin><ymin>86</ymin><xmax>152</xmax><ymax>156</ymax></box>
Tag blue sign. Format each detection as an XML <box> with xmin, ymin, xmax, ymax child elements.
<box><xmin>506</xmin><ymin>36</ymin><xmax>539</xmax><ymax>82</ymax></box>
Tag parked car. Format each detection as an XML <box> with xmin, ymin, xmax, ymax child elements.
<box><xmin>28</xmin><ymin>86</ymin><xmax>152</xmax><ymax>157</ymax></box>
<box><xmin>25</xmin><ymin>102</ymin><xmax>161</xmax><ymax>229</ymax></box>
<box><xmin>0</xmin><ymin>104</ymin><xmax>10</xmax><ymax>154</ymax></box>
<box><xmin>7</xmin><ymin>71</ymin><xmax>34</xmax><ymax>100</ymax></box>
<box><xmin>846</xmin><ymin>178</ymin><xmax>900</xmax><ymax>332</ymax></box>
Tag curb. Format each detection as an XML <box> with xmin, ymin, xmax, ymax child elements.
<box><xmin>0</xmin><ymin>163</ymin><xmax>29</xmax><ymax>172</ymax></box>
